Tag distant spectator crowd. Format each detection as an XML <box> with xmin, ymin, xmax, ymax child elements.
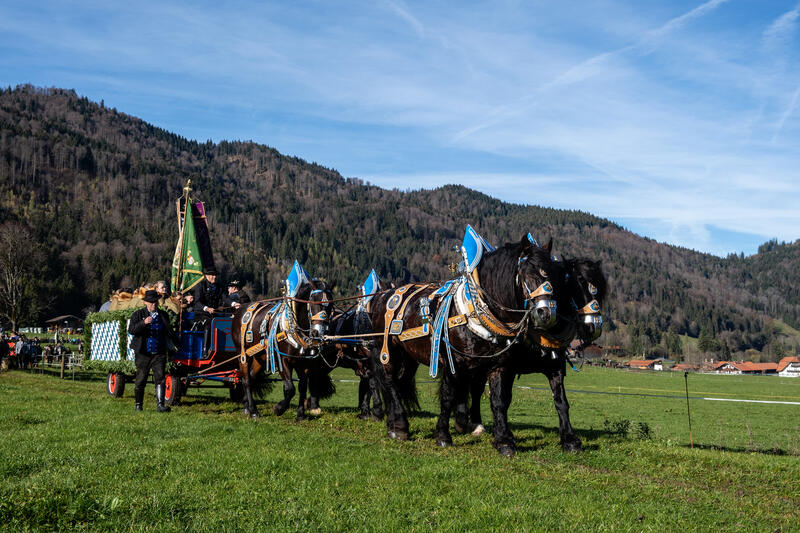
<box><xmin>0</xmin><ymin>332</ymin><xmax>80</xmax><ymax>371</ymax></box>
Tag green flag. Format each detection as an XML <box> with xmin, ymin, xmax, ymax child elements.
<box><xmin>171</xmin><ymin>198</ymin><xmax>204</xmax><ymax>293</ymax></box>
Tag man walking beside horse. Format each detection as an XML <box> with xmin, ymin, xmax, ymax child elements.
<box><xmin>128</xmin><ymin>289</ymin><xmax>179</xmax><ymax>412</ymax></box>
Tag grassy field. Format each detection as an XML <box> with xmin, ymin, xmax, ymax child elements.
<box><xmin>1</xmin><ymin>366</ymin><xmax>799</xmax><ymax>532</ymax></box>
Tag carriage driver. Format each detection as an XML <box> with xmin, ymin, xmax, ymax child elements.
<box><xmin>128</xmin><ymin>289</ymin><xmax>179</xmax><ymax>412</ymax></box>
<box><xmin>223</xmin><ymin>275</ymin><xmax>251</xmax><ymax>312</ymax></box>
<box><xmin>192</xmin><ymin>267</ymin><xmax>224</xmax><ymax>355</ymax></box>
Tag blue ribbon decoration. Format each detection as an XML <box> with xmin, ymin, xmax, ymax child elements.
<box><xmin>430</xmin><ymin>281</ymin><xmax>458</xmax><ymax>377</ymax></box>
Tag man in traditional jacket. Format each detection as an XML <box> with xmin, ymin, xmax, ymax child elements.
<box><xmin>128</xmin><ymin>290</ymin><xmax>178</xmax><ymax>412</ymax></box>
<box><xmin>192</xmin><ymin>267</ymin><xmax>223</xmax><ymax>355</ymax></box>
<box><xmin>223</xmin><ymin>275</ymin><xmax>251</xmax><ymax>313</ymax></box>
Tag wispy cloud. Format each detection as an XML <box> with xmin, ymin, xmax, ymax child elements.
<box><xmin>762</xmin><ymin>3</ymin><xmax>800</xmax><ymax>49</ymax></box>
<box><xmin>383</xmin><ymin>0</ymin><xmax>425</xmax><ymax>37</ymax></box>
<box><xmin>1</xmin><ymin>0</ymin><xmax>799</xmax><ymax>255</ymax></box>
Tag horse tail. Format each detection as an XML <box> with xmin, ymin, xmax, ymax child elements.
<box><xmin>310</xmin><ymin>370</ymin><xmax>336</xmax><ymax>400</ymax></box>
<box><xmin>396</xmin><ymin>358</ymin><xmax>420</xmax><ymax>413</ymax></box>
<box><xmin>249</xmin><ymin>357</ymin><xmax>273</xmax><ymax>398</ymax></box>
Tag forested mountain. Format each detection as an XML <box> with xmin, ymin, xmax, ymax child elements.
<box><xmin>1</xmin><ymin>85</ymin><xmax>798</xmax><ymax>362</ymax></box>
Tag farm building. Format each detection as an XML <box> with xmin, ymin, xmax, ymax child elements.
<box><xmin>626</xmin><ymin>359</ymin><xmax>663</xmax><ymax>371</ymax></box>
<box><xmin>777</xmin><ymin>357</ymin><xmax>800</xmax><ymax>377</ymax></box>
<box><xmin>711</xmin><ymin>361</ymin><xmax>778</xmax><ymax>375</ymax></box>
<box><xmin>671</xmin><ymin>363</ymin><xmax>699</xmax><ymax>372</ymax></box>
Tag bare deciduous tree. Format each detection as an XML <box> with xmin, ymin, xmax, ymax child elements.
<box><xmin>0</xmin><ymin>222</ymin><xmax>43</xmax><ymax>331</ymax></box>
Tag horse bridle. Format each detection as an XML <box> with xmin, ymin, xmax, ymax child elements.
<box><xmin>308</xmin><ymin>287</ymin><xmax>334</xmax><ymax>337</ymax></box>
<box><xmin>516</xmin><ymin>255</ymin><xmax>558</xmax><ymax>329</ymax></box>
<box><xmin>572</xmin><ymin>279</ymin><xmax>602</xmax><ymax>342</ymax></box>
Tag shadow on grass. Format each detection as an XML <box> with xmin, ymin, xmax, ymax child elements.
<box><xmin>682</xmin><ymin>443</ymin><xmax>795</xmax><ymax>456</ymax></box>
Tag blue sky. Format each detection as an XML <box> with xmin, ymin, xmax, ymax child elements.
<box><xmin>2</xmin><ymin>0</ymin><xmax>799</xmax><ymax>257</ymax></box>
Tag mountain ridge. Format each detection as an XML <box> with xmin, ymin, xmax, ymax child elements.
<box><xmin>1</xmin><ymin>84</ymin><xmax>798</xmax><ymax>362</ymax></box>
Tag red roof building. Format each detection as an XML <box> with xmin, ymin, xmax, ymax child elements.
<box><xmin>626</xmin><ymin>359</ymin><xmax>664</xmax><ymax>371</ymax></box>
<box><xmin>777</xmin><ymin>357</ymin><xmax>800</xmax><ymax>377</ymax></box>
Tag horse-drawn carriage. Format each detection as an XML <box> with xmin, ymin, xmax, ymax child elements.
<box><xmin>94</xmin><ymin>181</ymin><xmax>608</xmax><ymax>456</ymax></box>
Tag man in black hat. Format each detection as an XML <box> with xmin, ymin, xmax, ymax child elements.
<box><xmin>128</xmin><ymin>289</ymin><xmax>179</xmax><ymax>412</ymax></box>
<box><xmin>223</xmin><ymin>275</ymin><xmax>251</xmax><ymax>312</ymax></box>
<box><xmin>192</xmin><ymin>267</ymin><xmax>223</xmax><ymax>355</ymax></box>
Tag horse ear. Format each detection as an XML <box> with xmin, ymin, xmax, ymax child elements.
<box><xmin>543</xmin><ymin>238</ymin><xmax>553</xmax><ymax>254</ymax></box>
<box><xmin>520</xmin><ymin>235</ymin><xmax>534</xmax><ymax>251</ymax></box>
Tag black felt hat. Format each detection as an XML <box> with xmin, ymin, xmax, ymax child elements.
<box><xmin>142</xmin><ymin>289</ymin><xmax>160</xmax><ymax>303</ymax></box>
<box><xmin>203</xmin><ymin>267</ymin><xmax>218</xmax><ymax>275</ymax></box>
<box><xmin>228</xmin><ymin>276</ymin><xmax>245</xmax><ymax>288</ymax></box>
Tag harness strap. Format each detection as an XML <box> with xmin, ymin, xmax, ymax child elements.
<box><xmin>528</xmin><ymin>281</ymin><xmax>554</xmax><ymax>300</ymax></box>
<box><xmin>239</xmin><ymin>302</ymin><xmax>269</xmax><ymax>363</ymax></box>
<box><xmin>577</xmin><ymin>299</ymin><xmax>600</xmax><ymax>315</ymax></box>
<box><xmin>469</xmin><ymin>270</ymin><xmax>516</xmax><ymax>338</ymax></box>
<box><xmin>379</xmin><ymin>285</ymin><xmax>411</xmax><ymax>364</ymax></box>
<box><xmin>396</xmin><ymin>284</ymin><xmax>432</xmax><ymax>321</ymax></box>
<box><xmin>531</xmin><ymin>332</ymin><xmax>569</xmax><ymax>349</ymax></box>
<box><xmin>398</xmin><ymin>314</ymin><xmax>467</xmax><ymax>341</ymax></box>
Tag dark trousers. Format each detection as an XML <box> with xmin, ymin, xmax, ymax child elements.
<box><xmin>134</xmin><ymin>352</ymin><xmax>166</xmax><ymax>404</ymax></box>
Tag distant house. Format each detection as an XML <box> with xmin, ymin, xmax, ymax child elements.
<box><xmin>626</xmin><ymin>359</ymin><xmax>663</xmax><ymax>371</ymax></box>
<box><xmin>604</xmin><ymin>345</ymin><xmax>625</xmax><ymax>357</ymax></box>
<box><xmin>44</xmin><ymin>315</ymin><xmax>84</xmax><ymax>334</ymax></box>
<box><xmin>753</xmin><ymin>362</ymin><xmax>778</xmax><ymax>375</ymax></box>
<box><xmin>777</xmin><ymin>357</ymin><xmax>800</xmax><ymax>377</ymax></box>
<box><xmin>711</xmin><ymin>361</ymin><xmax>778</xmax><ymax>375</ymax></box>
<box><xmin>671</xmin><ymin>363</ymin><xmax>699</xmax><ymax>373</ymax></box>
<box><xmin>712</xmin><ymin>361</ymin><xmax>741</xmax><ymax>374</ymax></box>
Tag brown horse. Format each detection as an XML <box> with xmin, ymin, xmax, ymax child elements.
<box><xmin>368</xmin><ymin>236</ymin><xmax>572</xmax><ymax>455</ymax></box>
<box><xmin>231</xmin><ymin>271</ymin><xmax>335</xmax><ymax>420</ymax></box>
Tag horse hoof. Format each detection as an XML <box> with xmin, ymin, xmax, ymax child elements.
<box><xmin>370</xmin><ymin>414</ymin><xmax>384</xmax><ymax>423</ymax></box>
<box><xmin>273</xmin><ymin>405</ymin><xmax>287</xmax><ymax>416</ymax></box>
<box><xmin>436</xmin><ymin>436</ymin><xmax>453</xmax><ymax>448</ymax></box>
<box><xmin>562</xmin><ymin>439</ymin><xmax>583</xmax><ymax>453</ymax></box>
<box><xmin>471</xmin><ymin>424</ymin><xmax>485</xmax><ymax>437</ymax></box>
<box><xmin>250</xmin><ymin>412</ymin><xmax>260</xmax><ymax>419</ymax></box>
<box><xmin>387</xmin><ymin>430</ymin><xmax>409</xmax><ymax>441</ymax></box>
<box><xmin>358</xmin><ymin>413</ymin><xmax>370</xmax><ymax>421</ymax></box>
<box><xmin>296</xmin><ymin>415</ymin><xmax>307</xmax><ymax>422</ymax></box>
<box><xmin>496</xmin><ymin>444</ymin><xmax>516</xmax><ymax>458</ymax></box>
<box><xmin>307</xmin><ymin>408</ymin><xmax>322</xmax><ymax>416</ymax></box>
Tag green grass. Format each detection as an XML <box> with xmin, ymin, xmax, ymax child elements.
<box><xmin>1</xmin><ymin>367</ymin><xmax>799</xmax><ymax>532</ymax></box>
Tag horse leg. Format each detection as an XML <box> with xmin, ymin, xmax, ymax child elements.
<box><xmin>295</xmin><ymin>370</ymin><xmax>308</xmax><ymax>421</ymax></box>
<box><xmin>454</xmin><ymin>374</ymin><xmax>485</xmax><ymax>436</ymax></box>
<box><xmin>357</xmin><ymin>376</ymin><xmax>371</xmax><ymax>420</ymax></box>
<box><xmin>435</xmin><ymin>372</ymin><xmax>463</xmax><ymax>447</ymax></box>
<box><xmin>369</xmin><ymin>372</ymin><xmax>384</xmax><ymax>421</ymax></box>
<box><xmin>545</xmin><ymin>360</ymin><xmax>583</xmax><ymax>452</ymax></box>
<box><xmin>240</xmin><ymin>359</ymin><xmax>259</xmax><ymax>419</ymax></box>
<box><xmin>273</xmin><ymin>365</ymin><xmax>295</xmax><ymax>416</ymax></box>
<box><xmin>487</xmin><ymin>368</ymin><xmax>516</xmax><ymax>457</ymax></box>
<box><xmin>469</xmin><ymin>374</ymin><xmax>486</xmax><ymax>436</ymax></box>
<box><xmin>305</xmin><ymin>370</ymin><xmax>323</xmax><ymax>417</ymax></box>
<box><xmin>372</xmin><ymin>352</ymin><xmax>409</xmax><ymax>441</ymax></box>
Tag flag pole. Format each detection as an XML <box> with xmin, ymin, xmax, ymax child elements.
<box><xmin>176</xmin><ymin>179</ymin><xmax>192</xmax><ymax>337</ymax></box>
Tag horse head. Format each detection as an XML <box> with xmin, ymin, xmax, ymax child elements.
<box><xmin>515</xmin><ymin>236</ymin><xmax>563</xmax><ymax>329</ymax></box>
<box><xmin>306</xmin><ymin>278</ymin><xmax>336</xmax><ymax>339</ymax></box>
<box><xmin>565</xmin><ymin>258</ymin><xmax>607</xmax><ymax>344</ymax></box>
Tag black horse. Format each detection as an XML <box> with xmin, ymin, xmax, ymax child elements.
<box><xmin>326</xmin><ymin>305</ymin><xmax>385</xmax><ymax>421</ymax></box>
<box><xmin>369</xmin><ymin>236</ymin><xmax>571</xmax><ymax>455</ymax></box>
<box><xmin>232</xmin><ymin>275</ymin><xmax>336</xmax><ymax>420</ymax></box>
<box><xmin>464</xmin><ymin>256</ymin><xmax>607</xmax><ymax>454</ymax></box>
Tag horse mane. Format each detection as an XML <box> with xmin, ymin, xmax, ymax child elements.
<box><xmin>479</xmin><ymin>240</ymin><xmax>553</xmax><ymax>310</ymax></box>
<box><xmin>565</xmin><ymin>258</ymin><xmax>607</xmax><ymax>303</ymax></box>
<box><xmin>477</xmin><ymin>241</ymin><xmax>525</xmax><ymax>308</ymax></box>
